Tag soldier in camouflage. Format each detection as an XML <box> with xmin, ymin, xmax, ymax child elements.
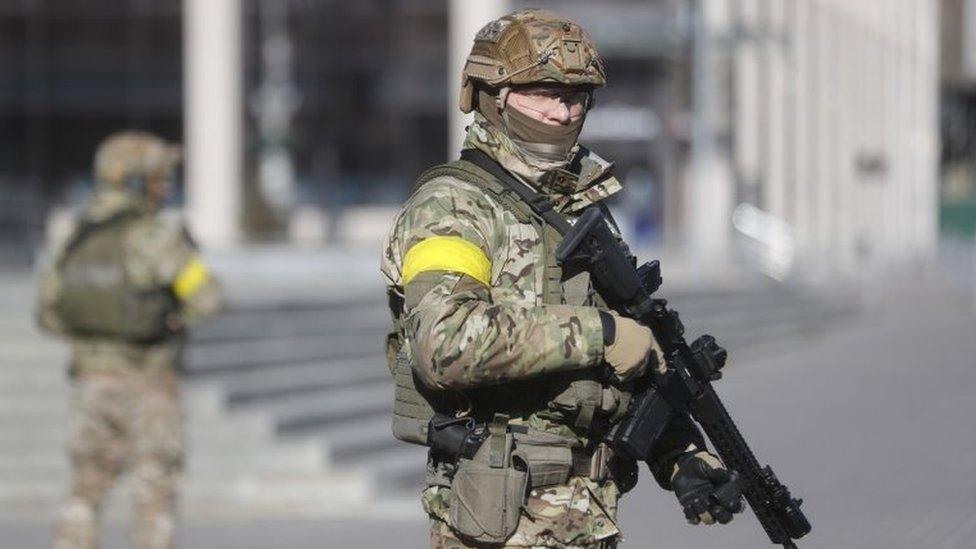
<box><xmin>37</xmin><ymin>130</ymin><xmax>224</xmax><ymax>549</ymax></box>
<box><xmin>383</xmin><ymin>9</ymin><xmax>743</xmax><ymax>548</ymax></box>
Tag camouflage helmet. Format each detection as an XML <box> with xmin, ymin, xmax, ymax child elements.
<box><xmin>94</xmin><ymin>130</ymin><xmax>181</xmax><ymax>188</ymax></box>
<box><xmin>459</xmin><ymin>8</ymin><xmax>606</xmax><ymax>113</ymax></box>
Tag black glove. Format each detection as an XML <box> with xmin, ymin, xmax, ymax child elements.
<box><xmin>671</xmin><ymin>451</ymin><xmax>744</xmax><ymax>525</ymax></box>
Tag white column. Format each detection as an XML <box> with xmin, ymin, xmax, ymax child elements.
<box><xmin>765</xmin><ymin>0</ymin><xmax>786</xmax><ymax>219</ymax></box>
<box><xmin>448</xmin><ymin>0</ymin><xmax>509</xmax><ymax>159</ymax></box>
<box><xmin>965</xmin><ymin>0</ymin><xmax>976</xmax><ymax>80</ymax></box>
<box><xmin>183</xmin><ymin>0</ymin><xmax>243</xmax><ymax>247</ymax></box>
<box><xmin>733</xmin><ymin>0</ymin><xmax>760</xmax><ymax>200</ymax></box>
<box><xmin>791</xmin><ymin>0</ymin><xmax>811</xmax><ymax>264</ymax></box>
<box><xmin>813</xmin><ymin>1</ymin><xmax>832</xmax><ymax>269</ymax></box>
<box><xmin>917</xmin><ymin>0</ymin><xmax>940</xmax><ymax>259</ymax></box>
<box><xmin>687</xmin><ymin>0</ymin><xmax>734</xmax><ymax>272</ymax></box>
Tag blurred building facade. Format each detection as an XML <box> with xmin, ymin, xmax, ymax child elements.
<box><xmin>724</xmin><ymin>0</ymin><xmax>941</xmax><ymax>280</ymax></box>
<box><xmin>0</xmin><ymin>1</ymin><xmax>184</xmax><ymax>262</ymax></box>
<box><xmin>940</xmin><ymin>0</ymin><xmax>976</xmax><ymax>240</ymax></box>
<box><xmin>0</xmin><ymin>0</ymin><xmax>948</xmax><ymax>282</ymax></box>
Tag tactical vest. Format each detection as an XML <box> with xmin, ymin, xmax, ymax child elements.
<box><xmin>388</xmin><ymin>159</ymin><xmax>630</xmax><ymax>446</ymax></box>
<box><xmin>54</xmin><ymin>211</ymin><xmax>178</xmax><ymax>343</ymax></box>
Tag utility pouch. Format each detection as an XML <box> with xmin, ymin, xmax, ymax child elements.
<box><xmin>511</xmin><ymin>429</ymin><xmax>574</xmax><ymax>488</ymax></box>
<box><xmin>391</xmin><ymin>347</ymin><xmax>435</xmax><ymax>445</ymax></box>
<box><xmin>548</xmin><ymin>379</ymin><xmax>604</xmax><ymax>430</ymax></box>
<box><xmin>448</xmin><ymin>415</ymin><xmax>527</xmax><ymax>543</ymax></box>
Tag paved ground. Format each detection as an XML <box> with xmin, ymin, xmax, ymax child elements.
<box><xmin>7</xmin><ymin>272</ymin><xmax>976</xmax><ymax>548</ymax></box>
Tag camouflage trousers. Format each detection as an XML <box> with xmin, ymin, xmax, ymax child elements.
<box><xmin>425</xmin><ymin>476</ymin><xmax>621</xmax><ymax>548</ymax></box>
<box><xmin>430</xmin><ymin>525</ymin><xmax>618</xmax><ymax>549</ymax></box>
<box><xmin>53</xmin><ymin>371</ymin><xmax>183</xmax><ymax>549</ymax></box>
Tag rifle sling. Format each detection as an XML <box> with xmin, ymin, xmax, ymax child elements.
<box><xmin>459</xmin><ymin>148</ymin><xmax>574</xmax><ymax>236</ymax></box>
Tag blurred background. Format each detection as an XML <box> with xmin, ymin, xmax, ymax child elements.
<box><xmin>2</xmin><ymin>0</ymin><xmax>975</xmax><ymax>547</ymax></box>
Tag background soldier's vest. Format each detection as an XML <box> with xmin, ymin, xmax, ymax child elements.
<box><xmin>388</xmin><ymin>159</ymin><xmax>630</xmax><ymax>446</ymax></box>
<box><xmin>54</xmin><ymin>211</ymin><xmax>178</xmax><ymax>343</ymax></box>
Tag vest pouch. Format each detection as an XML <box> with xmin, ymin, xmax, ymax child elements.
<box><xmin>448</xmin><ymin>438</ymin><xmax>527</xmax><ymax>544</ymax></box>
<box><xmin>122</xmin><ymin>289</ymin><xmax>178</xmax><ymax>341</ymax></box>
<box><xmin>512</xmin><ymin>429</ymin><xmax>574</xmax><ymax>488</ymax></box>
<box><xmin>548</xmin><ymin>379</ymin><xmax>604</xmax><ymax>431</ymax></box>
<box><xmin>391</xmin><ymin>348</ymin><xmax>435</xmax><ymax>445</ymax></box>
<box><xmin>55</xmin><ymin>214</ymin><xmax>176</xmax><ymax>343</ymax></box>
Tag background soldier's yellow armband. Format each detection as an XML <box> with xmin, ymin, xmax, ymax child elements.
<box><xmin>402</xmin><ymin>236</ymin><xmax>491</xmax><ymax>286</ymax></box>
<box><xmin>173</xmin><ymin>257</ymin><xmax>211</xmax><ymax>299</ymax></box>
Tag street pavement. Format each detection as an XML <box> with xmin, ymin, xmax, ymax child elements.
<box><xmin>7</xmin><ymin>273</ymin><xmax>976</xmax><ymax>548</ymax></box>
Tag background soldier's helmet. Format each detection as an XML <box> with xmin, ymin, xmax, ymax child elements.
<box><xmin>459</xmin><ymin>8</ymin><xmax>607</xmax><ymax>113</ymax></box>
<box><xmin>94</xmin><ymin>130</ymin><xmax>181</xmax><ymax>188</ymax></box>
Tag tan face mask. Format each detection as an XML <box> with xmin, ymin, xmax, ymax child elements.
<box><xmin>503</xmin><ymin>106</ymin><xmax>584</xmax><ymax>162</ymax></box>
<box><xmin>477</xmin><ymin>89</ymin><xmax>585</xmax><ymax>163</ymax></box>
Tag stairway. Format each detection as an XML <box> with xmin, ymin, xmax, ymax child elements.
<box><xmin>0</xmin><ymin>273</ymin><xmax>374</xmax><ymax>521</ymax></box>
<box><xmin>185</xmin><ymin>278</ymin><xmax>860</xmax><ymax>499</ymax></box>
<box><xmin>0</xmin><ymin>258</ymin><xmax>859</xmax><ymax>520</ymax></box>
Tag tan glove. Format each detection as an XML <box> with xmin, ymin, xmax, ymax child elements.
<box><xmin>602</xmin><ymin>312</ymin><xmax>663</xmax><ymax>383</ymax></box>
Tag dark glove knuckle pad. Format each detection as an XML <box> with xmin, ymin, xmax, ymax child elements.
<box><xmin>673</xmin><ymin>453</ymin><xmax>742</xmax><ymax>526</ymax></box>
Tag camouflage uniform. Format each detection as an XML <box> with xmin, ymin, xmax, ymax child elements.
<box><xmin>383</xmin><ymin>118</ymin><xmax>702</xmax><ymax>547</ymax></box>
<box><xmin>383</xmin><ymin>10</ymin><xmax>709</xmax><ymax>547</ymax></box>
<box><xmin>38</xmin><ymin>132</ymin><xmax>223</xmax><ymax>549</ymax></box>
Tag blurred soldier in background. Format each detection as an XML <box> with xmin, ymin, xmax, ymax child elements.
<box><xmin>36</xmin><ymin>131</ymin><xmax>224</xmax><ymax>549</ymax></box>
<box><xmin>383</xmin><ymin>9</ymin><xmax>742</xmax><ymax>548</ymax></box>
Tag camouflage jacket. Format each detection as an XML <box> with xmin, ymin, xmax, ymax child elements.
<box><xmin>382</xmin><ymin>115</ymin><xmax>623</xmax><ymax>412</ymax></box>
<box><xmin>37</xmin><ymin>188</ymin><xmax>224</xmax><ymax>377</ymax></box>
<box><xmin>382</xmin><ymin>116</ymin><xmax>707</xmax><ymax>546</ymax></box>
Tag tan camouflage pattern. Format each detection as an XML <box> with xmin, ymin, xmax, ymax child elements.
<box><xmin>382</xmin><ymin>116</ymin><xmax>633</xmax><ymax>546</ymax></box>
<box><xmin>426</xmin><ymin>476</ymin><xmax>621</xmax><ymax>548</ymax></box>
<box><xmin>53</xmin><ymin>371</ymin><xmax>182</xmax><ymax>549</ymax></box>
<box><xmin>39</xmin><ymin>184</ymin><xmax>222</xmax><ymax>549</ymax></box>
<box><xmin>94</xmin><ymin>131</ymin><xmax>181</xmax><ymax>187</ymax></box>
<box><xmin>463</xmin><ymin>113</ymin><xmax>621</xmax><ymax>213</ymax></box>
<box><xmin>460</xmin><ymin>9</ymin><xmax>606</xmax><ymax>113</ymax></box>
<box><xmin>38</xmin><ymin>188</ymin><xmax>224</xmax><ymax>377</ymax></box>
<box><xmin>381</xmin><ymin>119</ymin><xmax>626</xmax><ymax>392</ymax></box>
<box><xmin>383</xmin><ymin>184</ymin><xmax>604</xmax><ymax>391</ymax></box>
<box><xmin>385</xmin><ymin>18</ymin><xmax>708</xmax><ymax>537</ymax></box>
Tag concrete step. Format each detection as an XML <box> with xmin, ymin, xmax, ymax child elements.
<box><xmin>0</xmin><ymin>375</ymin><xmax>69</xmax><ymax>396</ymax></box>
<box><xmin>0</xmin><ymin>454</ymin><xmax>67</xmax><ymax>479</ymax></box>
<box><xmin>0</xmin><ymin>471</ymin><xmax>377</xmax><ymax>520</ymax></box>
<box><xmin>0</xmin><ymin>439</ymin><xmax>322</xmax><ymax>480</ymax></box>
<box><xmin>0</xmin><ymin>429</ymin><xmax>66</xmax><ymax>449</ymax></box>
<box><xmin>0</xmin><ymin>396</ymin><xmax>68</xmax><ymax>414</ymax></box>
<box><xmin>195</xmin><ymin>302</ymin><xmax>390</xmax><ymax>343</ymax></box>
<box><xmin>186</xmin><ymin>331</ymin><xmax>384</xmax><ymax>374</ymax></box>
<box><xmin>224</xmin><ymin>356</ymin><xmax>389</xmax><ymax>406</ymax></box>
<box><xmin>317</xmin><ymin>415</ymin><xmax>398</xmax><ymax>463</ymax></box>
<box><xmin>179</xmin><ymin>473</ymin><xmax>376</xmax><ymax>519</ymax></box>
<box><xmin>262</xmin><ymin>384</ymin><xmax>393</xmax><ymax>435</ymax></box>
<box><xmin>184</xmin><ymin>440</ymin><xmax>325</xmax><ymax>477</ymax></box>
<box><xmin>347</xmin><ymin>446</ymin><xmax>428</xmax><ymax>494</ymax></box>
<box><xmin>0</xmin><ymin>412</ymin><xmax>69</xmax><ymax>433</ymax></box>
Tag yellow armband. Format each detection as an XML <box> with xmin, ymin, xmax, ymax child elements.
<box><xmin>173</xmin><ymin>257</ymin><xmax>211</xmax><ymax>299</ymax></box>
<box><xmin>402</xmin><ymin>236</ymin><xmax>491</xmax><ymax>286</ymax></box>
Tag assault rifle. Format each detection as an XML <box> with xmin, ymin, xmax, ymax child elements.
<box><xmin>556</xmin><ymin>207</ymin><xmax>811</xmax><ymax>549</ymax></box>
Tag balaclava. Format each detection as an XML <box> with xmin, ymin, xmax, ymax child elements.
<box><xmin>477</xmin><ymin>88</ymin><xmax>586</xmax><ymax>163</ymax></box>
